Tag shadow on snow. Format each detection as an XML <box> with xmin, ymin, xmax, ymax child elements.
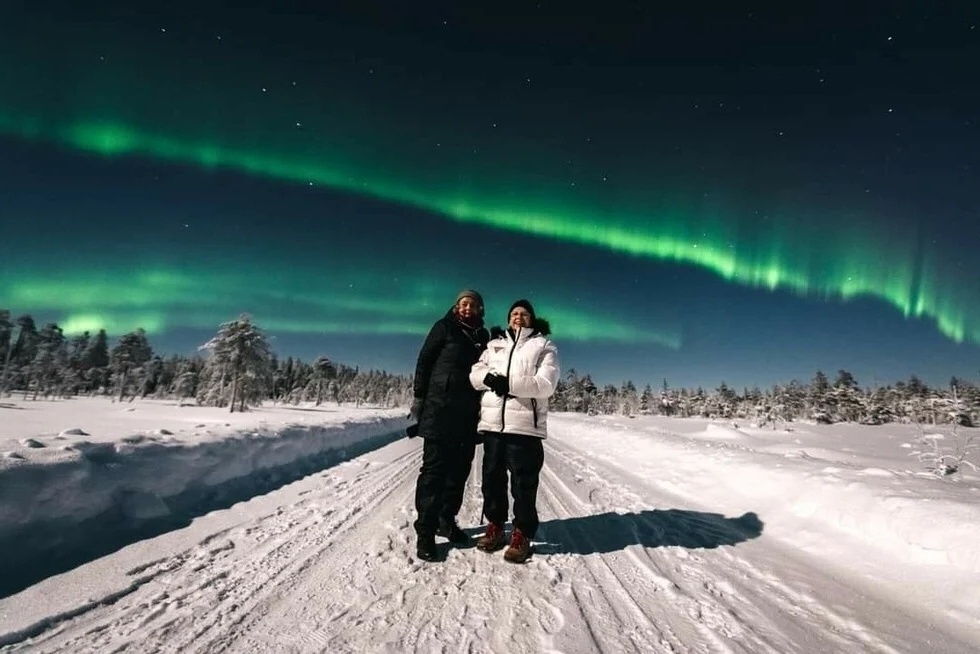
<box><xmin>535</xmin><ymin>509</ymin><xmax>764</xmax><ymax>555</ymax></box>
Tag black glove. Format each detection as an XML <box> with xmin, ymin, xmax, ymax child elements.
<box><xmin>406</xmin><ymin>423</ymin><xmax>420</xmax><ymax>438</ymax></box>
<box><xmin>483</xmin><ymin>373</ymin><xmax>510</xmax><ymax>397</ymax></box>
<box><xmin>409</xmin><ymin>397</ymin><xmax>425</xmax><ymax>421</ymax></box>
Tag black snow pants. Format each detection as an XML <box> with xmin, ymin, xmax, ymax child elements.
<box><xmin>481</xmin><ymin>432</ymin><xmax>545</xmax><ymax>538</ymax></box>
<box><xmin>414</xmin><ymin>437</ymin><xmax>477</xmax><ymax>536</ymax></box>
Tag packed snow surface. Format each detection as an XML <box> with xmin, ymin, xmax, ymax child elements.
<box><xmin>1</xmin><ymin>397</ymin><xmax>978</xmax><ymax>652</ymax></box>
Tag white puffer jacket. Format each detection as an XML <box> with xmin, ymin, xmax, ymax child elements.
<box><xmin>469</xmin><ymin>326</ymin><xmax>560</xmax><ymax>439</ymax></box>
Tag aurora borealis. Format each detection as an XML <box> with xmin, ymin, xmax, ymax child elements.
<box><xmin>1</xmin><ymin>2</ymin><xmax>978</xmax><ymax>388</ymax></box>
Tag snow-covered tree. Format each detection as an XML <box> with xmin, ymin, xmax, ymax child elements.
<box><xmin>198</xmin><ymin>314</ymin><xmax>273</xmax><ymax>413</ymax></box>
<box><xmin>830</xmin><ymin>369</ymin><xmax>864</xmax><ymax>423</ymax></box>
<box><xmin>639</xmin><ymin>384</ymin><xmax>654</xmax><ymax>415</ymax></box>
<box><xmin>110</xmin><ymin>329</ymin><xmax>153</xmax><ymax>401</ymax></box>
<box><xmin>808</xmin><ymin>370</ymin><xmax>831</xmax><ymax>422</ymax></box>
<box><xmin>619</xmin><ymin>380</ymin><xmax>638</xmax><ymax>416</ymax></box>
<box><xmin>659</xmin><ymin>379</ymin><xmax>675</xmax><ymax>416</ymax></box>
<box><xmin>310</xmin><ymin>355</ymin><xmax>337</xmax><ymax>406</ymax></box>
<box><xmin>0</xmin><ymin>309</ymin><xmax>15</xmax><ymax>394</ymax></box>
<box><xmin>81</xmin><ymin>329</ymin><xmax>111</xmax><ymax>393</ymax></box>
<box><xmin>28</xmin><ymin>323</ymin><xmax>67</xmax><ymax>399</ymax></box>
<box><xmin>171</xmin><ymin>359</ymin><xmax>199</xmax><ymax>403</ymax></box>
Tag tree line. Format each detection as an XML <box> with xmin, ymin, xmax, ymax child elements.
<box><xmin>0</xmin><ymin>310</ymin><xmax>411</xmax><ymax>412</ymax></box>
<box><xmin>554</xmin><ymin>369</ymin><xmax>980</xmax><ymax>428</ymax></box>
<box><xmin>2</xmin><ymin>308</ymin><xmax>978</xmax><ymax>426</ymax></box>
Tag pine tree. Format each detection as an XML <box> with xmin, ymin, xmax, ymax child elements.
<box><xmin>809</xmin><ymin>370</ymin><xmax>831</xmax><ymax>423</ymax></box>
<box><xmin>110</xmin><ymin>329</ymin><xmax>153</xmax><ymax>401</ymax></box>
<box><xmin>659</xmin><ymin>378</ymin><xmax>675</xmax><ymax>416</ymax></box>
<box><xmin>830</xmin><ymin>369</ymin><xmax>864</xmax><ymax>422</ymax></box>
<box><xmin>83</xmin><ymin>329</ymin><xmax>111</xmax><ymax>393</ymax></box>
<box><xmin>0</xmin><ymin>310</ymin><xmax>14</xmax><ymax>394</ymax></box>
<box><xmin>620</xmin><ymin>380</ymin><xmax>638</xmax><ymax>416</ymax></box>
<box><xmin>199</xmin><ymin>314</ymin><xmax>272</xmax><ymax>413</ymax></box>
<box><xmin>562</xmin><ymin>369</ymin><xmax>582</xmax><ymax>412</ymax></box>
<box><xmin>716</xmin><ymin>382</ymin><xmax>737</xmax><ymax>418</ymax></box>
<box><xmin>12</xmin><ymin>315</ymin><xmax>39</xmax><ymax>373</ymax></box>
<box><xmin>551</xmin><ymin>379</ymin><xmax>569</xmax><ymax>411</ymax></box>
<box><xmin>311</xmin><ymin>355</ymin><xmax>336</xmax><ymax>406</ymax></box>
<box><xmin>65</xmin><ymin>331</ymin><xmax>91</xmax><ymax>395</ymax></box>
<box><xmin>84</xmin><ymin>330</ymin><xmax>110</xmax><ymax>369</ymax></box>
<box><xmin>171</xmin><ymin>358</ymin><xmax>199</xmax><ymax>402</ymax></box>
<box><xmin>28</xmin><ymin>323</ymin><xmax>67</xmax><ymax>399</ymax></box>
<box><xmin>580</xmin><ymin>374</ymin><xmax>598</xmax><ymax>415</ymax></box>
<box><xmin>639</xmin><ymin>384</ymin><xmax>653</xmax><ymax>415</ymax></box>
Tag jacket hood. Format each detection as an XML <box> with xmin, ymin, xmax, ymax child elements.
<box><xmin>490</xmin><ymin>317</ymin><xmax>551</xmax><ymax>339</ymax></box>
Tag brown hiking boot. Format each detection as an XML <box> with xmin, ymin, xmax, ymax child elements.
<box><xmin>476</xmin><ymin>522</ymin><xmax>506</xmax><ymax>552</ymax></box>
<box><xmin>503</xmin><ymin>528</ymin><xmax>532</xmax><ymax>563</ymax></box>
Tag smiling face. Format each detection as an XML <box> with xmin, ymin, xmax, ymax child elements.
<box><xmin>456</xmin><ymin>296</ymin><xmax>481</xmax><ymax>320</ymax></box>
<box><xmin>508</xmin><ymin>306</ymin><xmax>533</xmax><ymax>330</ymax></box>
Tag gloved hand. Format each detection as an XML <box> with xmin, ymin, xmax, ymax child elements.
<box><xmin>483</xmin><ymin>373</ymin><xmax>510</xmax><ymax>397</ymax></box>
<box><xmin>410</xmin><ymin>398</ymin><xmax>425</xmax><ymax>421</ymax></box>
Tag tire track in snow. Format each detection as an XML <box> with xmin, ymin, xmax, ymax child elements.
<box><xmin>539</xmin><ymin>434</ymin><xmax>962</xmax><ymax>653</ymax></box>
<box><xmin>241</xmin><ymin>452</ymin><xmax>571</xmax><ymax>654</ymax></box>
<box><xmin>8</xmin><ymin>447</ymin><xmax>421</xmax><ymax>653</ymax></box>
<box><xmin>536</xmin><ymin>456</ymin><xmax>728</xmax><ymax>653</ymax></box>
<box><xmin>7</xmin><ymin>426</ymin><xmax>978</xmax><ymax>653</ymax></box>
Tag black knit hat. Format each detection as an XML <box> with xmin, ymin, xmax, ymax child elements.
<box><xmin>508</xmin><ymin>299</ymin><xmax>536</xmax><ymax>322</ymax></box>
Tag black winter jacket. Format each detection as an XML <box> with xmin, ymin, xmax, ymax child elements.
<box><xmin>413</xmin><ymin>310</ymin><xmax>490</xmax><ymax>441</ymax></box>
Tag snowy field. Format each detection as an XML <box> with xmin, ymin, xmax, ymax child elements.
<box><xmin>1</xmin><ymin>398</ymin><xmax>979</xmax><ymax>652</ymax></box>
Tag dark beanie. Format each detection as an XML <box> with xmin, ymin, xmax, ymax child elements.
<box><xmin>455</xmin><ymin>289</ymin><xmax>484</xmax><ymax>316</ymax></box>
<box><xmin>456</xmin><ymin>288</ymin><xmax>484</xmax><ymax>307</ymax></box>
<box><xmin>508</xmin><ymin>299</ymin><xmax>536</xmax><ymax>322</ymax></box>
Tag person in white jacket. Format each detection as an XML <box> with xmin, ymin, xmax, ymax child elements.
<box><xmin>469</xmin><ymin>299</ymin><xmax>559</xmax><ymax>563</ymax></box>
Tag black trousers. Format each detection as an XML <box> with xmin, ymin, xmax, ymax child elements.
<box><xmin>414</xmin><ymin>437</ymin><xmax>477</xmax><ymax>536</ymax></box>
<box><xmin>481</xmin><ymin>433</ymin><xmax>545</xmax><ymax>539</ymax></box>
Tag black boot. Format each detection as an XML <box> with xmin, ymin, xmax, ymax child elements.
<box><xmin>416</xmin><ymin>533</ymin><xmax>439</xmax><ymax>561</ymax></box>
<box><xmin>437</xmin><ymin>521</ymin><xmax>470</xmax><ymax>545</ymax></box>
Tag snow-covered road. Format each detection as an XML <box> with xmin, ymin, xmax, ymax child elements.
<box><xmin>3</xmin><ymin>416</ymin><xmax>977</xmax><ymax>653</ymax></box>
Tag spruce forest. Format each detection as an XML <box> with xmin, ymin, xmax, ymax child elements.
<box><xmin>1</xmin><ymin>309</ymin><xmax>978</xmax><ymax>427</ymax></box>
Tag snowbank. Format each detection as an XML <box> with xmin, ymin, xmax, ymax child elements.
<box><xmin>0</xmin><ymin>398</ymin><xmax>408</xmax><ymax>597</ymax></box>
<box><xmin>552</xmin><ymin>414</ymin><xmax>980</xmax><ymax>622</ymax></box>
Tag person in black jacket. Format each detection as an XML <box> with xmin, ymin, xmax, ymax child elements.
<box><xmin>411</xmin><ymin>289</ymin><xmax>490</xmax><ymax>561</ymax></box>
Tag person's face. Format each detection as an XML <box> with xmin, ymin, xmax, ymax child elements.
<box><xmin>457</xmin><ymin>297</ymin><xmax>481</xmax><ymax>319</ymax></box>
<box><xmin>509</xmin><ymin>306</ymin><xmax>532</xmax><ymax>330</ymax></box>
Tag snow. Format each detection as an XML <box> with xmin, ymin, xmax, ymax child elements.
<box><xmin>1</xmin><ymin>398</ymin><xmax>979</xmax><ymax>652</ymax></box>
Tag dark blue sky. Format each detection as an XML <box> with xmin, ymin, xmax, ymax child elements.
<box><xmin>1</xmin><ymin>1</ymin><xmax>978</xmax><ymax>390</ymax></box>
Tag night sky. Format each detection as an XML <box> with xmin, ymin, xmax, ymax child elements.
<box><xmin>1</xmin><ymin>1</ymin><xmax>978</xmax><ymax>390</ymax></box>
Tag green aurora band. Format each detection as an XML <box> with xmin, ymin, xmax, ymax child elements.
<box><xmin>1</xmin><ymin>264</ymin><xmax>679</xmax><ymax>347</ymax></box>
<box><xmin>2</xmin><ymin>111</ymin><xmax>972</xmax><ymax>345</ymax></box>
<box><xmin>0</xmin><ymin>17</ymin><xmax>976</xmax><ymax>350</ymax></box>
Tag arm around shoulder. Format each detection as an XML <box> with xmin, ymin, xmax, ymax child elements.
<box><xmin>469</xmin><ymin>347</ymin><xmax>492</xmax><ymax>390</ymax></box>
